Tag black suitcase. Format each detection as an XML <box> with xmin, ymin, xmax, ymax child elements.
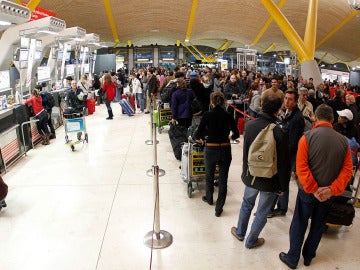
<box><xmin>168</xmin><ymin>122</ymin><xmax>188</xmax><ymax>160</ymax></box>
<box><xmin>326</xmin><ymin>198</ymin><xmax>355</xmax><ymax>226</ymax></box>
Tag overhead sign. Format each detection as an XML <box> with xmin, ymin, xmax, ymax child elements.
<box><xmin>22</xmin><ymin>2</ymin><xmax>56</xmax><ymax>21</ymax></box>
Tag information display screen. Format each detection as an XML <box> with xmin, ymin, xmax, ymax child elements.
<box><xmin>0</xmin><ymin>70</ymin><xmax>10</xmax><ymax>90</ymax></box>
<box><xmin>19</xmin><ymin>49</ymin><xmax>29</xmax><ymax>61</ymax></box>
<box><xmin>66</xmin><ymin>64</ymin><xmax>75</xmax><ymax>76</ymax></box>
<box><xmin>37</xmin><ymin>66</ymin><xmax>51</xmax><ymax>82</ymax></box>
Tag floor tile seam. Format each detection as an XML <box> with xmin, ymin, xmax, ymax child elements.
<box><xmin>94</xmin><ymin>117</ymin><xmax>139</xmax><ymax>270</ymax></box>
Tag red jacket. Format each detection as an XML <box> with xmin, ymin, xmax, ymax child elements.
<box><xmin>103</xmin><ymin>82</ymin><xmax>116</xmax><ymax>101</ymax></box>
<box><xmin>24</xmin><ymin>96</ymin><xmax>44</xmax><ymax>115</ymax></box>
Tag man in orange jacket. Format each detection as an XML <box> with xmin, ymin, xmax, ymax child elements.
<box><xmin>279</xmin><ymin>104</ymin><xmax>353</xmax><ymax>269</ymax></box>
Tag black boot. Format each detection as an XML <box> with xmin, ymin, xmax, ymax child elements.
<box><xmin>106</xmin><ymin>110</ymin><xmax>113</xmax><ymax>120</ymax></box>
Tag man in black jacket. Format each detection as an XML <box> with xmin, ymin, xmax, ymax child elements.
<box><xmin>231</xmin><ymin>94</ymin><xmax>291</xmax><ymax>249</ymax></box>
<box><xmin>268</xmin><ymin>89</ymin><xmax>305</xmax><ymax>217</ymax></box>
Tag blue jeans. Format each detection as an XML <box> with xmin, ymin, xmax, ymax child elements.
<box><xmin>285</xmin><ymin>189</ymin><xmax>332</xmax><ymax>266</ymax></box>
<box><xmin>136</xmin><ymin>93</ymin><xmax>145</xmax><ymax>111</ymax></box>
<box><xmin>236</xmin><ymin>186</ymin><xmax>277</xmax><ymax>248</ymax></box>
<box><xmin>204</xmin><ymin>145</ymin><xmax>232</xmax><ymax>213</ymax></box>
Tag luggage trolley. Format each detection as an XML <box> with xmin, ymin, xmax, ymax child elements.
<box><xmin>63</xmin><ymin>111</ymin><xmax>88</xmax><ymax>151</ymax></box>
<box><xmin>153</xmin><ymin>101</ymin><xmax>172</xmax><ymax>134</ymax></box>
<box><xmin>181</xmin><ymin>136</ymin><xmax>219</xmax><ymax>198</ymax></box>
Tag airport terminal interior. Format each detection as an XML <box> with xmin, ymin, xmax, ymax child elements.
<box><xmin>1</xmin><ymin>0</ymin><xmax>360</xmax><ymax>269</ymax></box>
<box><xmin>0</xmin><ymin>105</ymin><xmax>359</xmax><ymax>270</ymax></box>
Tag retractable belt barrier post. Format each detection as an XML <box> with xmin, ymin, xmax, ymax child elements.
<box><xmin>144</xmin><ymin>118</ymin><xmax>172</xmax><ymax>249</ymax></box>
<box><xmin>145</xmin><ymin>94</ymin><xmax>159</xmax><ymax>145</ymax></box>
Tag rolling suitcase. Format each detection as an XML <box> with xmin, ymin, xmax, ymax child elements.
<box><xmin>128</xmin><ymin>94</ymin><xmax>136</xmax><ymax>111</ymax></box>
<box><xmin>119</xmin><ymin>99</ymin><xmax>134</xmax><ymax>116</ymax></box>
<box><xmin>86</xmin><ymin>99</ymin><xmax>95</xmax><ymax>114</ymax></box>
<box><xmin>237</xmin><ymin>118</ymin><xmax>245</xmax><ymax>134</ymax></box>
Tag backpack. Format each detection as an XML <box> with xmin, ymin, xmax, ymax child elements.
<box><xmin>41</xmin><ymin>92</ymin><xmax>55</xmax><ymax>110</ymax></box>
<box><xmin>248</xmin><ymin>123</ymin><xmax>277</xmax><ymax>182</ymax></box>
<box><xmin>160</xmin><ymin>81</ymin><xmax>176</xmax><ymax>103</ymax></box>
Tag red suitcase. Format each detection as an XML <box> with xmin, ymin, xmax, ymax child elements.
<box><xmin>87</xmin><ymin>99</ymin><xmax>95</xmax><ymax>114</ymax></box>
<box><xmin>237</xmin><ymin>118</ymin><xmax>245</xmax><ymax>134</ymax></box>
<box><xmin>128</xmin><ymin>94</ymin><xmax>136</xmax><ymax>111</ymax></box>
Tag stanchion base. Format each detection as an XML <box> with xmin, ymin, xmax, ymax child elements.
<box><xmin>144</xmin><ymin>230</ymin><xmax>173</xmax><ymax>249</ymax></box>
<box><xmin>146</xmin><ymin>168</ymin><xmax>166</xmax><ymax>177</ymax></box>
<box><xmin>145</xmin><ymin>139</ymin><xmax>159</xmax><ymax>145</ymax></box>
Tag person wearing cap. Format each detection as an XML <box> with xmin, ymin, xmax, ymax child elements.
<box><xmin>333</xmin><ymin>109</ymin><xmax>360</xmax><ymax>144</ymax></box>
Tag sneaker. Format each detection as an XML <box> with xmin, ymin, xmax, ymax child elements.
<box><xmin>247</xmin><ymin>238</ymin><xmax>265</xmax><ymax>249</ymax></box>
<box><xmin>144</xmin><ymin>111</ymin><xmax>150</xmax><ymax>114</ymax></box>
<box><xmin>231</xmin><ymin>227</ymin><xmax>244</xmax><ymax>242</ymax></box>
<box><xmin>49</xmin><ymin>133</ymin><xmax>56</xmax><ymax>139</ymax></box>
<box><xmin>106</xmin><ymin>117</ymin><xmax>113</xmax><ymax>120</ymax></box>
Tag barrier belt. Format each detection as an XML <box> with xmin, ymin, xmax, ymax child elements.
<box><xmin>226</xmin><ymin>102</ymin><xmax>255</xmax><ymax>120</ymax></box>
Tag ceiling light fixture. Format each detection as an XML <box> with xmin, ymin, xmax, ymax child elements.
<box><xmin>348</xmin><ymin>0</ymin><xmax>360</xmax><ymax>10</ymax></box>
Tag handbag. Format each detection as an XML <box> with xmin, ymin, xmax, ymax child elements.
<box><xmin>191</xmin><ymin>99</ymin><xmax>202</xmax><ymax>116</ymax></box>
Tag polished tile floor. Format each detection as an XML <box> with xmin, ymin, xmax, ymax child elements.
<box><xmin>0</xmin><ymin>103</ymin><xmax>359</xmax><ymax>270</ymax></box>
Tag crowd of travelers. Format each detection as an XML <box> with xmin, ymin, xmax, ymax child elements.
<box><xmin>114</xmin><ymin>64</ymin><xmax>357</xmax><ymax>269</ymax></box>
<box><xmin>10</xmin><ymin>63</ymin><xmax>360</xmax><ymax>267</ymax></box>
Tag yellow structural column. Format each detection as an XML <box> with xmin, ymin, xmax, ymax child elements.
<box><xmin>261</xmin><ymin>0</ymin><xmax>310</xmax><ymax>62</ymax></box>
<box><xmin>251</xmin><ymin>0</ymin><xmax>287</xmax><ymax>46</ymax></box>
<box><xmin>103</xmin><ymin>0</ymin><xmax>120</xmax><ymax>44</ymax></box>
<box><xmin>304</xmin><ymin>0</ymin><xmax>318</xmax><ymax>59</ymax></box>
<box><xmin>185</xmin><ymin>0</ymin><xmax>199</xmax><ymax>42</ymax></box>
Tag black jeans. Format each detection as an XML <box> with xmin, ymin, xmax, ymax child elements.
<box><xmin>105</xmin><ymin>100</ymin><xmax>113</xmax><ymax>118</ymax></box>
<box><xmin>204</xmin><ymin>145</ymin><xmax>232</xmax><ymax>213</ymax></box>
<box><xmin>47</xmin><ymin>109</ymin><xmax>55</xmax><ymax>134</ymax></box>
<box><xmin>35</xmin><ymin>110</ymin><xmax>50</xmax><ymax>135</ymax></box>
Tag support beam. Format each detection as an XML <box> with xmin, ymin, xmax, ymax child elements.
<box><xmin>251</xmin><ymin>0</ymin><xmax>287</xmax><ymax>46</ymax></box>
<box><xmin>103</xmin><ymin>0</ymin><xmax>120</xmax><ymax>44</ymax></box>
<box><xmin>261</xmin><ymin>0</ymin><xmax>310</xmax><ymax>62</ymax></box>
<box><xmin>317</xmin><ymin>52</ymin><xmax>327</xmax><ymax>65</ymax></box>
<box><xmin>303</xmin><ymin>0</ymin><xmax>318</xmax><ymax>59</ymax></box>
<box><xmin>316</xmin><ymin>10</ymin><xmax>360</xmax><ymax>49</ymax></box>
<box><xmin>185</xmin><ymin>0</ymin><xmax>199</xmax><ymax>42</ymax></box>
<box><xmin>263</xmin><ymin>43</ymin><xmax>276</xmax><ymax>54</ymax></box>
<box><xmin>26</xmin><ymin>0</ymin><xmax>42</xmax><ymax>12</ymax></box>
<box><xmin>182</xmin><ymin>44</ymin><xmax>202</xmax><ymax>61</ymax></box>
<box><xmin>188</xmin><ymin>42</ymin><xmax>212</xmax><ymax>62</ymax></box>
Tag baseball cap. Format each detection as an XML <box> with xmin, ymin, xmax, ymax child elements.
<box><xmin>337</xmin><ymin>109</ymin><xmax>353</xmax><ymax>121</ymax></box>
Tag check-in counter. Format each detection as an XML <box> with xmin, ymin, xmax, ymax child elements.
<box><xmin>0</xmin><ymin>107</ymin><xmax>23</xmax><ymax>172</ymax></box>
